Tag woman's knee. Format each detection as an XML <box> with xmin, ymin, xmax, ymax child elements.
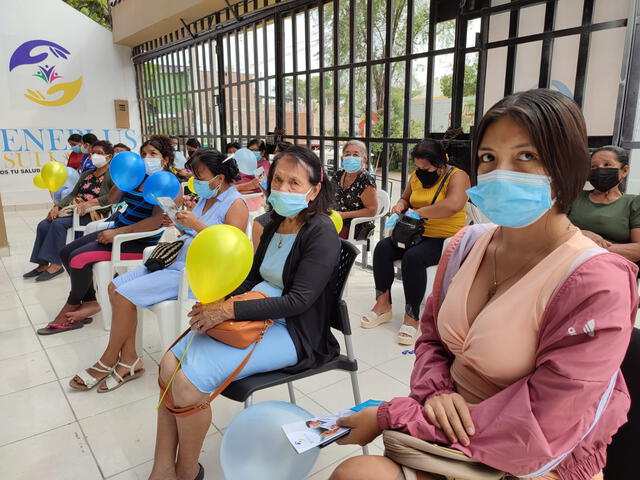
<box><xmin>373</xmin><ymin>237</ymin><xmax>397</xmax><ymax>263</ymax></box>
<box><xmin>171</xmin><ymin>371</ymin><xmax>206</xmax><ymax>408</ymax></box>
<box><xmin>330</xmin><ymin>456</ymin><xmax>399</xmax><ymax>480</ymax></box>
<box><xmin>159</xmin><ymin>351</ymin><xmax>179</xmax><ymax>385</ymax></box>
<box><xmin>36</xmin><ymin>219</ymin><xmax>50</xmax><ymax>235</ymax></box>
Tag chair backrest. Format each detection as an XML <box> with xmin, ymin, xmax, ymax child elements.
<box><xmin>329</xmin><ymin>240</ymin><xmax>359</xmax><ymax>334</ymax></box>
<box><xmin>376</xmin><ymin>189</ymin><xmax>391</xmax><ymax>217</ymax></box>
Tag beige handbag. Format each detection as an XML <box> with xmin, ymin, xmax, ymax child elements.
<box><xmin>383</xmin><ymin>430</ymin><xmax>507</xmax><ymax>480</ymax></box>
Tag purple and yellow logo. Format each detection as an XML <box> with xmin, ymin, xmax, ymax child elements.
<box><xmin>9</xmin><ymin>40</ymin><xmax>82</xmax><ymax>107</ymax></box>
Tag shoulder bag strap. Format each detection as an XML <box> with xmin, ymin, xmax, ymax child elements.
<box><xmin>430</xmin><ymin>167</ymin><xmax>455</xmax><ymax>206</ymax></box>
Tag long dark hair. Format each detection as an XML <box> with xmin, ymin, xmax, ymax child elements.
<box><xmin>265</xmin><ymin>146</ymin><xmax>335</xmax><ymax>223</ymax></box>
<box><xmin>411</xmin><ymin>139</ymin><xmax>447</xmax><ymax>168</ymax></box>
<box><xmin>190</xmin><ymin>148</ymin><xmax>241</xmax><ymax>183</ymax></box>
<box><xmin>471</xmin><ymin>89</ymin><xmax>589</xmax><ymax>214</ymax></box>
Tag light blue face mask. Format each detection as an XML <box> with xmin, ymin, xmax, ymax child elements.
<box><xmin>144</xmin><ymin>157</ymin><xmax>163</xmax><ymax>176</ymax></box>
<box><xmin>259</xmin><ymin>181</ymin><xmax>268</xmax><ymax>190</ymax></box>
<box><xmin>71</xmin><ymin>145</ymin><xmax>82</xmax><ymax>153</ymax></box>
<box><xmin>466</xmin><ymin>170</ymin><xmax>554</xmax><ymax>228</ymax></box>
<box><xmin>193</xmin><ymin>178</ymin><xmax>220</xmax><ymax>199</ymax></box>
<box><xmin>268</xmin><ymin>188</ymin><xmax>311</xmax><ymax>218</ymax></box>
<box><xmin>253</xmin><ymin>151</ymin><xmax>261</xmax><ymax>161</ymax></box>
<box><xmin>342</xmin><ymin>156</ymin><xmax>363</xmax><ymax>173</ymax></box>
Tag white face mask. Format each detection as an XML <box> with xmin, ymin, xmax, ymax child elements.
<box><xmin>144</xmin><ymin>157</ymin><xmax>163</xmax><ymax>175</ymax></box>
<box><xmin>81</xmin><ymin>145</ymin><xmax>89</xmax><ymax>154</ymax></box>
<box><xmin>91</xmin><ymin>154</ymin><xmax>108</xmax><ymax>168</ymax></box>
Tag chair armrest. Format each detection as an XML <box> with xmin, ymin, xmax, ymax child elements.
<box><xmin>112</xmin><ymin>228</ymin><xmax>165</xmax><ymax>261</ymax></box>
<box><xmin>347</xmin><ymin>215</ymin><xmax>382</xmax><ymax>241</ymax></box>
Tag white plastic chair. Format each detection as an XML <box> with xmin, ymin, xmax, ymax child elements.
<box><xmin>93</xmin><ymin>227</ymin><xmax>165</xmax><ymax>331</ymax></box>
<box><xmin>65</xmin><ymin>205</ymin><xmax>114</xmax><ymax>244</ymax></box>
<box><xmin>134</xmin><ymin>247</ymin><xmax>194</xmax><ymax>352</ymax></box>
<box><xmin>346</xmin><ymin>189</ymin><xmax>390</xmax><ymax>268</ymax></box>
<box><xmin>242</xmin><ymin>192</ymin><xmax>265</xmax><ymax>239</ymax></box>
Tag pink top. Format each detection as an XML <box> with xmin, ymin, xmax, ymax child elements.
<box><xmin>237</xmin><ymin>158</ymin><xmax>270</xmax><ymax>193</ymax></box>
<box><xmin>438</xmin><ymin>227</ymin><xmax>598</xmax><ymax>404</ymax></box>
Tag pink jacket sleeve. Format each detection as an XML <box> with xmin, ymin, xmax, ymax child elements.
<box><xmin>378</xmin><ymin>254</ymin><xmax>636</xmax><ymax>478</ymax></box>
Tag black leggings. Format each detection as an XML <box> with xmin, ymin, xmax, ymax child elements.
<box><xmin>59</xmin><ymin>231</ymin><xmax>150</xmax><ymax>305</ymax></box>
<box><xmin>372</xmin><ymin>236</ymin><xmax>445</xmax><ymax>320</ymax></box>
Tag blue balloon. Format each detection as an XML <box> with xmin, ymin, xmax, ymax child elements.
<box><xmin>110</xmin><ymin>151</ymin><xmax>146</xmax><ymax>192</ymax></box>
<box><xmin>220</xmin><ymin>401</ymin><xmax>320</xmax><ymax>480</ymax></box>
<box><xmin>142</xmin><ymin>171</ymin><xmax>180</xmax><ymax>205</ymax></box>
<box><xmin>63</xmin><ymin>167</ymin><xmax>80</xmax><ymax>190</ymax></box>
<box><xmin>232</xmin><ymin>148</ymin><xmax>258</xmax><ymax>175</ymax></box>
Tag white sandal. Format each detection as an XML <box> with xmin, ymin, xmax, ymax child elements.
<box><xmin>397</xmin><ymin>324</ymin><xmax>419</xmax><ymax>345</ymax></box>
<box><xmin>98</xmin><ymin>358</ymin><xmax>145</xmax><ymax>393</ymax></box>
<box><xmin>360</xmin><ymin>311</ymin><xmax>392</xmax><ymax>329</ymax></box>
<box><xmin>69</xmin><ymin>360</ymin><xmax>116</xmax><ymax>391</ymax></box>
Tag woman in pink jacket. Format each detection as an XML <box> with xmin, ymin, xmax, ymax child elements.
<box><xmin>330</xmin><ymin>89</ymin><xmax>637</xmax><ymax>480</ymax></box>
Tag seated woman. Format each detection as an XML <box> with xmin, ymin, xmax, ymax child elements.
<box><xmin>236</xmin><ymin>138</ymin><xmax>271</xmax><ymax>195</ymax></box>
<box><xmin>363</xmin><ymin>139</ymin><xmax>469</xmax><ymax>345</ymax></box>
<box><xmin>69</xmin><ymin>149</ymin><xmax>249</xmax><ymax>392</ymax></box>
<box><xmin>148</xmin><ymin>146</ymin><xmax>340</xmax><ymax>480</ymax></box>
<box><xmin>329</xmin><ymin>89</ymin><xmax>637</xmax><ymax>480</ymax></box>
<box><xmin>36</xmin><ymin>137</ymin><xmax>171</xmax><ymax>335</ymax></box>
<box><xmin>569</xmin><ymin>146</ymin><xmax>640</xmax><ymax>263</ymax></box>
<box><xmin>24</xmin><ymin>140</ymin><xmax>116</xmax><ymax>282</ymax></box>
<box><xmin>332</xmin><ymin>140</ymin><xmax>378</xmax><ymax>240</ymax></box>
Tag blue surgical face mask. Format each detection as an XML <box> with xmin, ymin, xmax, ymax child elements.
<box><xmin>259</xmin><ymin>181</ymin><xmax>268</xmax><ymax>190</ymax></box>
<box><xmin>193</xmin><ymin>177</ymin><xmax>220</xmax><ymax>199</ymax></box>
<box><xmin>253</xmin><ymin>151</ymin><xmax>261</xmax><ymax>161</ymax></box>
<box><xmin>144</xmin><ymin>157</ymin><xmax>163</xmax><ymax>176</ymax></box>
<box><xmin>71</xmin><ymin>145</ymin><xmax>82</xmax><ymax>153</ymax></box>
<box><xmin>342</xmin><ymin>156</ymin><xmax>363</xmax><ymax>173</ymax></box>
<box><xmin>466</xmin><ymin>170</ymin><xmax>554</xmax><ymax>228</ymax></box>
<box><xmin>268</xmin><ymin>188</ymin><xmax>312</xmax><ymax>218</ymax></box>
<box><xmin>173</xmin><ymin>146</ymin><xmax>179</xmax><ymax>151</ymax></box>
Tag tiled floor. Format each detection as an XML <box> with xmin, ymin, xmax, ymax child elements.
<box><xmin>0</xmin><ymin>207</ymin><xmax>413</xmax><ymax>480</ymax></box>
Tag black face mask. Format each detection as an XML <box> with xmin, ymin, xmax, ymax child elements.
<box><xmin>416</xmin><ymin>168</ymin><xmax>440</xmax><ymax>188</ymax></box>
<box><xmin>589</xmin><ymin>167</ymin><xmax>620</xmax><ymax>193</ymax></box>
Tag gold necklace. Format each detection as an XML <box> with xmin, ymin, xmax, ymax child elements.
<box><xmin>488</xmin><ymin>225</ymin><xmax>575</xmax><ymax>300</ymax></box>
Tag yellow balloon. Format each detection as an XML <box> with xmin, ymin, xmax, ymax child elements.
<box><xmin>41</xmin><ymin>161</ymin><xmax>67</xmax><ymax>192</ymax></box>
<box><xmin>33</xmin><ymin>173</ymin><xmax>46</xmax><ymax>189</ymax></box>
<box><xmin>186</xmin><ymin>225</ymin><xmax>253</xmax><ymax>303</ymax></box>
<box><xmin>329</xmin><ymin>210</ymin><xmax>343</xmax><ymax>233</ymax></box>
<box><xmin>187</xmin><ymin>176</ymin><xmax>196</xmax><ymax>193</ymax></box>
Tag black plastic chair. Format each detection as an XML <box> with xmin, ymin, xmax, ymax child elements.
<box><xmin>221</xmin><ymin>239</ymin><xmax>363</xmax><ymax>411</ymax></box>
<box><xmin>604</xmin><ymin>327</ymin><xmax>640</xmax><ymax>479</ymax></box>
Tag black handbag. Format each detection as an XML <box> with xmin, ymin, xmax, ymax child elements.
<box><xmin>144</xmin><ymin>240</ymin><xmax>185</xmax><ymax>272</ymax></box>
<box><xmin>391</xmin><ymin>167</ymin><xmax>454</xmax><ymax>249</ymax></box>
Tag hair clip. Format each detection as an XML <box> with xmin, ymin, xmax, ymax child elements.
<box><xmin>223</xmin><ymin>155</ymin><xmax>234</xmax><ymax>163</ymax></box>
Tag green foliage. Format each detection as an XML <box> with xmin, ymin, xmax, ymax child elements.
<box><xmin>64</xmin><ymin>0</ymin><xmax>111</xmax><ymax>30</ymax></box>
<box><xmin>439</xmin><ymin>61</ymin><xmax>478</xmax><ymax>98</ymax></box>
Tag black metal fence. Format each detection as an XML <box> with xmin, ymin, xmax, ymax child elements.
<box><xmin>132</xmin><ymin>0</ymin><xmax>634</xmax><ymax>192</ymax></box>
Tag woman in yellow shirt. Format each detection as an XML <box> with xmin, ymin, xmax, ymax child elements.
<box><xmin>362</xmin><ymin>139</ymin><xmax>469</xmax><ymax>344</ymax></box>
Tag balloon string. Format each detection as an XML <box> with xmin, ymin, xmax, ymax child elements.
<box><xmin>157</xmin><ymin>330</ymin><xmax>196</xmax><ymax>410</ymax></box>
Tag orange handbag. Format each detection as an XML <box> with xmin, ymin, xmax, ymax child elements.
<box><xmin>160</xmin><ymin>290</ymin><xmax>274</xmax><ymax>417</ymax></box>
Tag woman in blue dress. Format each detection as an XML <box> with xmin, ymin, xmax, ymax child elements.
<box><xmin>69</xmin><ymin>149</ymin><xmax>249</xmax><ymax>392</ymax></box>
<box><xmin>149</xmin><ymin>146</ymin><xmax>341</xmax><ymax>480</ymax></box>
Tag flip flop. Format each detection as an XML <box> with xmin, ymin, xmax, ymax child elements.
<box><xmin>360</xmin><ymin>311</ymin><xmax>392</xmax><ymax>329</ymax></box>
<box><xmin>397</xmin><ymin>324</ymin><xmax>419</xmax><ymax>345</ymax></box>
<box><xmin>37</xmin><ymin>321</ymin><xmax>83</xmax><ymax>335</ymax></box>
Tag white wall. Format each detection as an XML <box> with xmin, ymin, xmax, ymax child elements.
<box><xmin>0</xmin><ymin>0</ymin><xmax>141</xmax><ymax>206</ymax></box>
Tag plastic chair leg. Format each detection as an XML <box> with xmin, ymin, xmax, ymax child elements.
<box><xmin>287</xmin><ymin>382</ymin><xmax>297</xmax><ymax>404</ymax></box>
<box><xmin>92</xmin><ymin>262</ymin><xmax>113</xmax><ymax>331</ymax></box>
<box><xmin>245</xmin><ymin>395</ymin><xmax>253</xmax><ymax>408</ymax></box>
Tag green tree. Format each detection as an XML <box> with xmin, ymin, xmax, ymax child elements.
<box><xmin>64</xmin><ymin>0</ymin><xmax>111</xmax><ymax>29</ymax></box>
<box><xmin>439</xmin><ymin>61</ymin><xmax>478</xmax><ymax>98</ymax></box>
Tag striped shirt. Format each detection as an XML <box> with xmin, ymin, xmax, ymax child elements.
<box><xmin>114</xmin><ymin>190</ymin><xmax>162</xmax><ymax>246</ymax></box>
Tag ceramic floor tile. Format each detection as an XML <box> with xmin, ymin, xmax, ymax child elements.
<box><xmin>307</xmin><ymin>368</ymin><xmax>409</xmax><ymax>415</ymax></box>
<box><xmin>36</xmin><ymin>319</ymin><xmax>110</xmax><ymax>349</ymax></box>
<box><xmin>0</xmin><ymin>291</ymin><xmax>23</xmax><ymax>312</ymax></box>
<box><xmin>62</xmin><ymin>354</ymin><xmax>159</xmax><ymax>420</ymax></box>
<box><xmin>107</xmin><ymin>431</ymin><xmax>223</xmax><ymax>480</ymax></box>
<box><xmin>18</xmin><ymin>282</ymin><xmax>70</xmax><ymax>306</ymax></box>
<box><xmin>0</xmin><ymin>306</ymin><xmax>30</xmax><ymax>332</ymax></box>
<box><xmin>293</xmin><ymin>366</ymin><xmax>372</xmax><ymax>396</ymax></box>
<box><xmin>348</xmin><ymin>320</ymin><xmax>412</xmax><ymax>367</ymax></box>
<box><xmin>80</xmin><ymin>395</ymin><xmax>159</xmax><ymax>478</ymax></box>
<box><xmin>0</xmin><ymin>350</ymin><xmax>56</xmax><ymax>396</ymax></box>
<box><xmin>0</xmin><ymin>423</ymin><xmax>102</xmax><ymax>480</ymax></box>
<box><xmin>374</xmin><ymin>353</ymin><xmax>416</xmax><ymax>385</ymax></box>
<box><xmin>0</xmin><ymin>326</ymin><xmax>42</xmax><ymax>361</ymax></box>
<box><xmin>46</xmin><ymin>334</ymin><xmax>112</xmax><ymax>379</ymax></box>
<box><xmin>23</xmin><ymin>300</ymin><xmax>65</xmax><ymax>326</ymax></box>
<box><xmin>10</xmin><ymin>272</ymin><xmax>68</xmax><ymax>292</ymax></box>
<box><xmin>0</xmin><ymin>381</ymin><xmax>75</xmax><ymax>446</ymax></box>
